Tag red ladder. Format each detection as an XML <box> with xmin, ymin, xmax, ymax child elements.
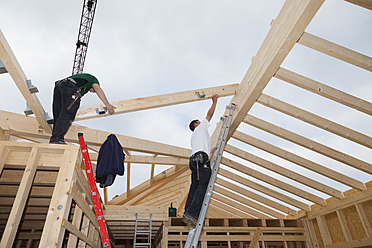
<box><xmin>78</xmin><ymin>133</ymin><xmax>111</xmax><ymax>248</ymax></box>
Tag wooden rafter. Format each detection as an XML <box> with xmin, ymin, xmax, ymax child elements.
<box><xmin>344</xmin><ymin>0</ymin><xmax>372</xmax><ymax>10</ymax></box>
<box><xmin>0</xmin><ymin>29</ymin><xmax>51</xmax><ymax>133</ymax></box>
<box><xmin>225</xmin><ymin>144</ymin><xmax>344</xmax><ymax>199</ymax></box>
<box><xmin>298</xmin><ymin>32</ymin><xmax>372</xmax><ymax>72</ymax></box>
<box><xmin>221</xmin><ymin>157</ymin><xmax>325</xmax><ymax>206</ymax></box>
<box><xmin>243</xmin><ymin>115</ymin><xmax>372</xmax><ymax>177</ymax></box>
<box><xmin>211</xmin><ymin>0</ymin><xmax>325</xmax><ymax>144</ymax></box>
<box><xmin>275</xmin><ymin>67</ymin><xmax>372</xmax><ymax>116</ymax></box>
<box><xmin>257</xmin><ymin>94</ymin><xmax>372</xmax><ymax>149</ymax></box>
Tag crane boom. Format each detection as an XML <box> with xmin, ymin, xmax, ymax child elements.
<box><xmin>72</xmin><ymin>0</ymin><xmax>98</xmax><ymax>75</ymax></box>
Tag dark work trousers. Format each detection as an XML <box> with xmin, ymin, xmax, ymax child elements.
<box><xmin>184</xmin><ymin>151</ymin><xmax>211</xmax><ymax>221</ymax></box>
<box><xmin>49</xmin><ymin>80</ymin><xmax>81</xmax><ymax>143</ymax></box>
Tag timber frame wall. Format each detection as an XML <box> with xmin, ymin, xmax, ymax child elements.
<box><xmin>0</xmin><ymin>141</ymin><xmax>104</xmax><ymax>247</ymax></box>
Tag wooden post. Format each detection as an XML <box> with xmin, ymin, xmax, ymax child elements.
<box><xmin>316</xmin><ymin>216</ymin><xmax>332</xmax><ymax>246</ymax></box>
<box><xmin>39</xmin><ymin>148</ymin><xmax>79</xmax><ymax>247</ymax></box>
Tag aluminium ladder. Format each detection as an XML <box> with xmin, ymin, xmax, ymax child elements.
<box><xmin>78</xmin><ymin>133</ymin><xmax>112</xmax><ymax>248</ymax></box>
<box><xmin>134</xmin><ymin>213</ymin><xmax>152</xmax><ymax>248</ymax></box>
<box><xmin>185</xmin><ymin>103</ymin><xmax>236</xmax><ymax>248</ymax></box>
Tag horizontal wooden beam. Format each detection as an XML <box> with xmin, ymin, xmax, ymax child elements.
<box><xmin>89</xmin><ymin>153</ymin><xmax>189</xmax><ymax>166</ymax></box>
<box><xmin>275</xmin><ymin>67</ymin><xmax>372</xmax><ymax>116</ymax></box>
<box><xmin>298</xmin><ymin>32</ymin><xmax>372</xmax><ymax>72</ymax></box>
<box><xmin>0</xmin><ymin>110</ymin><xmax>191</xmax><ymax>158</ymax></box>
<box><xmin>104</xmin><ymin>205</ymin><xmax>168</xmax><ymax>221</ymax></box>
<box><xmin>306</xmin><ymin>187</ymin><xmax>372</xmax><ymax>219</ymax></box>
<box><xmin>75</xmin><ymin>84</ymin><xmax>238</xmax><ymax>121</ymax></box>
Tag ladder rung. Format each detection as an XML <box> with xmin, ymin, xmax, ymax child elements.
<box><xmin>136</xmin><ymin>230</ymin><xmax>151</xmax><ymax>234</ymax></box>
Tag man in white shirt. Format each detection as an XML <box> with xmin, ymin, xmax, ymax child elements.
<box><xmin>182</xmin><ymin>94</ymin><xmax>219</xmax><ymax>228</ymax></box>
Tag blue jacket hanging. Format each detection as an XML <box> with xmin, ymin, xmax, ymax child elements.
<box><xmin>96</xmin><ymin>134</ymin><xmax>125</xmax><ymax>188</ymax></box>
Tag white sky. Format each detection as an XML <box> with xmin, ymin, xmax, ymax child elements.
<box><xmin>1</xmin><ymin>0</ymin><xmax>371</xmax><ymax>203</ymax></box>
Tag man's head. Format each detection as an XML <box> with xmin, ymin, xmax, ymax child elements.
<box><xmin>189</xmin><ymin>119</ymin><xmax>200</xmax><ymax>132</ymax></box>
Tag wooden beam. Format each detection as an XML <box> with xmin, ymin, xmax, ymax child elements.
<box><xmin>0</xmin><ymin>110</ymin><xmax>191</xmax><ymax>158</ymax></box>
<box><xmin>123</xmin><ymin>168</ymin><xmax>188</xmax><ymax>205</ymax></box>
<box><xmin>225</xmin><ymin>144</ymin><xmax>344</xmax><ymax>199</ymax></box>
<box><xmin>211</xmin><ymin>0</ymin><xmax>324</xmax><ymax>145</ymax></box>
<box><xmin>62</xmin><ymin>219</ymin><xmax>98</xmax><ymax>248</ymax></box>
<box><xmin>316</xmin><ymin>216</ymin><xmax>333</xmax><ymax>246</ymax></box>
<box><xmin>231</xmin><ymin>131</ymin><xmax>366</xmax><ymax>191</ymax></box>
<box><xmin>75</xmin><ymin>83</ymin><xmax>238</xmax><ymax>121</ymax></box>
<box><xmin>244</xmin><ymin>115</ymin><xmax>372</xmax><ymax>177</ymax></box>
<box><xmin>0</xmin><ymin>127</ymin><xmax>10</xmax><ymax>141</ymax></box>
<box><xmin>298</xmin><ymin>32</ymin><xmax>372</xmax><ymax>72</ymax></box>
<box><xmin>109</xmin><ymin>166</ymin><xmax>184</xmax><ymax>205</ymax></box>
<box><xmin>306</xmin><ymin>187</ymin><xmax>372</xmax><ymax>219</ymax></box>
<box><xmin>0</xmin><ymin>148</ymin><xmax>39</xmax><ymax>248</ymax></box>
<box><xmin>326</xmin><ymin>237</ymin><xmax>372</xmax><ymax>248</ymax></box>
<box><xmin>216</xmin><ymin>177</ymin><xmax>296</xmax><ymax>217</ymax></box>
<box><xmin>355</xmin><ymin>203</ymin><xmax>372</xmax><ymax>238</ymax></box>
<box><xmin>257</xmin><ymin>94</ymin><xmax>372</xmax><ymax>149</ymax></box>
<box><xmin>222</xmin><ymin>157</ymin><xmax>325</xmax><ymax>206</ymax></box>
<box><xmin>344</xmin><ymin>0</ymin><xmax>372</xmax><ymax>10</ymax></box>
<box><xmin>39</xmin><ymin>148</ymin><xmax>79</xmax><ymax>247</ymax></box>
<box><xmin>248</xmin><ymin>228</ymin><xmax>262</xmax><ymax>248</ymax></box>
<box><xmin>219</xmin><ymin>167</ymin><xmax>309</xmax><ymax>211</ymax></box>
<box><xmin>104</xmin><ymin>205</ymin><xmax>168</xmax><ymax>221</ymax></box>
<box><xmin>209</xmin><ymin>198</ymin><xmax>253</xmax><ymax>218</ymax></box>
<box><xmin>214</xmin><ymin>186</ymin><xmax>277</xmax><ymax>218</ymax></box>
<box><xmin>0</xmin><ymin>29</ymin><xmax>51</xmax><ymax>133</ymax></box>
<box><xmin>336</xmin><ymin>210</ymin><xmax>352</xmax><ymax>242</ymax></box>
<box><xmin>275</xmin><ymin>67</ymin><xmax>372</xmax><ymax>116</ymax></box>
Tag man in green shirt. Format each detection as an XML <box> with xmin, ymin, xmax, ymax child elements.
<box><xmin>49</xmin><ymin>73</ymin><xmax>115</xmax><ymax>144</ymax></box>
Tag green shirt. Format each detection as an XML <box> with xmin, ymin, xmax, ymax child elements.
<box><xmin>68</xmin><ymin>73</ymin><xmax>100</xmax><ymax>97</ymax></box>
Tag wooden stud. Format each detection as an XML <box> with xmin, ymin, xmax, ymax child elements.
<box><xmin>355</xmin><ymin>203</ymin><xmax>372</xmax><ymax>238</ymax></box>
<box><xmin>336</xmin><ymin>210</ymin><xmax>352</xmax><ymax>242</ymax></box>
<box><xmin>316</xmin><ymin>216</ymin><xmax>332</xmax><ymax>245</ymax></box>
<box><xmin>78</xmin><ymin>215</ymin><xmax>90</xmax><ymax>248</ymax></box>
<box><xmin>66</xmin><ymin>205</ymin><xmax>83</xmax><ymax>248</ymax></box>
<box><xmin>0</xmin><ymin>147</ymin><xmax>40</xmax><ymax>248</ymax></box>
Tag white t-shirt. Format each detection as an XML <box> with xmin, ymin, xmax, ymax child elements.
<box><xmin>191</xmin><ymin>118</ymin><xmax>211</xmax><ymax>157</ymax></box>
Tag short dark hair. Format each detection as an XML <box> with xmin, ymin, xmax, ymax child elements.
<box><xmin>189</xmin><ymin>119</ymin><xmax>199</xmax><ymax>131</ymax></box>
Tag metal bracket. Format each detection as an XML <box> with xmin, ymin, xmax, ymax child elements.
<box><xmin>26</xmin><ymin>79</ymin><xmax>39</xmax><ymax>93</ymax></box>
<box><xmin>24</xmin><ymin>103</ymin><xmax>33</xmax><ymax>115</ymax></box>
<box><xmin>195</xmin><ymin>91</ymin><xmax>206</xmax><ymax>98</ymax></box>
<box><xmin>95</xmin><ymin>107</ymin><xmax>107</xmax><ymax>115</ymax></box>
<box><xmin>0</xmin><ymin>59</ymin><xmax>7</xmax><ymax>74</ymax></box>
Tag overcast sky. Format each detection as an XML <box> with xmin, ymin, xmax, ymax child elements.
<box><xmin>1</xmin><ymin>0</ymin><xmax>371</xmax><ymax>203</ymax></box>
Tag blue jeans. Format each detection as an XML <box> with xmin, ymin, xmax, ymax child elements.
<box><xmin>49</xmin><ymin>79</ymin><xmax>80</xmax><ymax>143</ymax></box>
<box><xmin>184</xmin><ymin>151</ymin><xmax>211</xmax><ymax>220</ymax></box>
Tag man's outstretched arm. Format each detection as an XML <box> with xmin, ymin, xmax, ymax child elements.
<box><xmin>92</xmin><ymin>84</ymin><xmax>116</xmax><ymax>114</ymax></box>
<box><xmin>206</xmin><ymin>94</ymin><xmax>219</xmax><ymax>122</ymax></box>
